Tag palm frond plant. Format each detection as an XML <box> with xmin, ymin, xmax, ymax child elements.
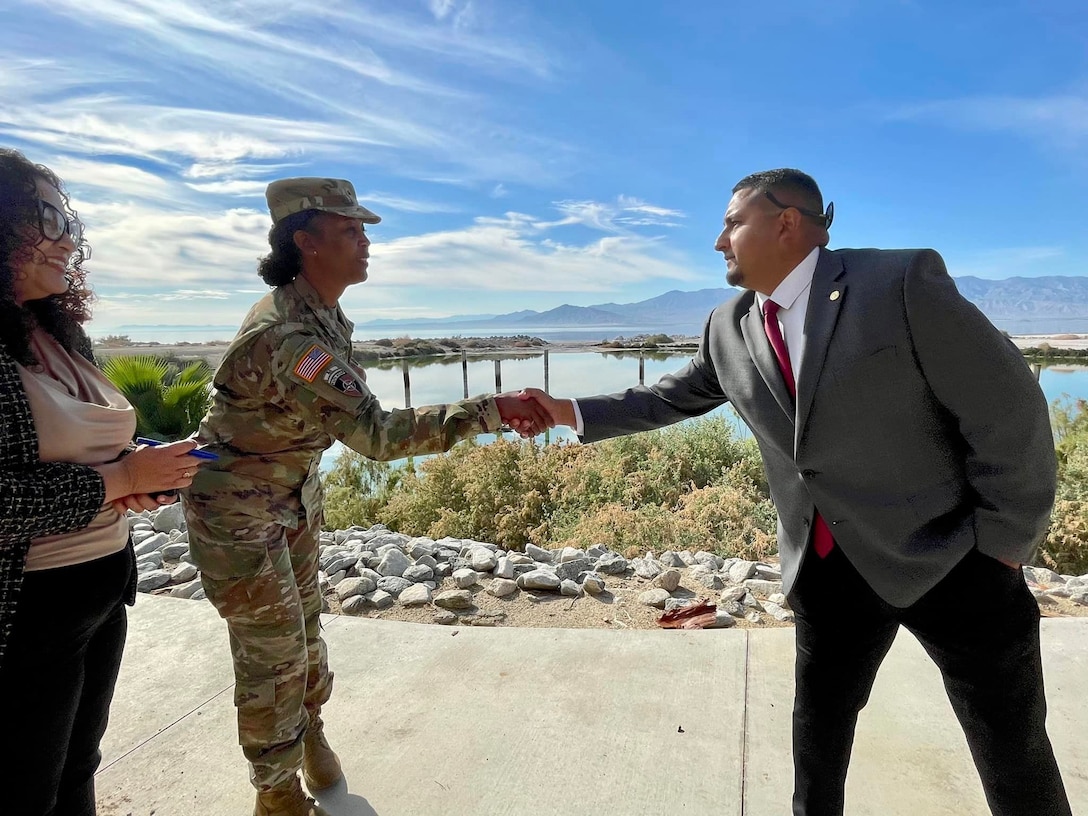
<box><xmin>100</xmin><ymin>354</ymin><xmax>213</xmax><ymax>441</ymax></box>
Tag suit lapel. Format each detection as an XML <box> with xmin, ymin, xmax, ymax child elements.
<box><xmin>741</xmin><ymin>295</ymin><xmax>795</xmax><ymax>419</ymax></box>
<box><xmin>796</xmin><ymin>248</ymin><xmax>846</xmax><ymax>439</ymax></box>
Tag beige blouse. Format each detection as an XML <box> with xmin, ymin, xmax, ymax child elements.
<box><xmin>17</xmin><ymin>330</ymin><xmax>135</xmax><ymax>571</ymax></box>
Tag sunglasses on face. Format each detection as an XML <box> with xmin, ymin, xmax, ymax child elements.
<box><xmin>764</xmin><ymin>191</ymin><xmax>834</xmax><ymax>229</ymax></box>
<box><xmin>36</xmin><ymin>199</ymin><xmax>84</xmax><ymax>245</ymax></box>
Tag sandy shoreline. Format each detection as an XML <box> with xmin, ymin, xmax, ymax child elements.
<box><xmin>91</xmin><ymin>333</ymin><xmax>1088</xmax><ymax>369</ymax></box>
<box><xmin>91</xmin><ymin>337</ymin><xmax>699</xmax><ymax>368</ymax></box>
<box><xmin>1008</xmin><ymin>334</ymin><xmax>1088</xmax><ymax>350</ymax></box>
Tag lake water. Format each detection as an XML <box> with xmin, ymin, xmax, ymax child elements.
<box><xmin>321</xmin><ymin>350</ymin><xmax>1088</xmax><ymax>471</ymax></box>
<box><xmin>93</xmin><ymin>317</ymin><xmax>1088</xmax><ymax>345</ymax></box>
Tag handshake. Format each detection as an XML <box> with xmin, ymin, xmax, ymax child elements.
<box><xmin>493</xmin><ymin>388</ymin><xmax>576</xmax><ymax>437</ymax></box>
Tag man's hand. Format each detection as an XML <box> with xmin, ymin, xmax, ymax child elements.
<box><xmin>508</xmin><ymin>387</ymin><xmax>576</xmax><ymax>436</ymax></box>
<box><xmin>494</xmin><ymin>391</ymin><xmax>555</xmax><ymax>438</ymax></box>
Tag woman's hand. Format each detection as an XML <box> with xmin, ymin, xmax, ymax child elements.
<box><xmin>95</xmin><ymin>439</ymin><xmax>203</xmax><ymax>505</ymax></box>
<box><xmin>111</xmin><ymin>492</ymin><xmax>179</xmax><ymax>515</ymax></box>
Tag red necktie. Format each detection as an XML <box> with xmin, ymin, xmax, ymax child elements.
<box><xmin>763</xmin><ymin>300</ymin><xmax>834</xmax><ymax>558</ymax></box>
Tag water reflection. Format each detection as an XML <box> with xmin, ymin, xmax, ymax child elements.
<box><xmin>323</xmin><ymin>352</ymin><xmax>1088</xmax><ymax>471</ymax></box>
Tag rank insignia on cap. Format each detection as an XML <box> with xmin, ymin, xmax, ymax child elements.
<box><xmin>293</xmin><ymin>344</ymin><xmax>334</xmax><ymax>382</ymax></box>
<box><xmin>323</xmin><ymin>364</ymin><xmax>364</xmax><ymax>397</ymax></box>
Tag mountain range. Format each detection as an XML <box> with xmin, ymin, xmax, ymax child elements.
<box><xmin>357</xmin><ymin>276</ymin><xmax>1088</xmax><ymax>335</ymax></box>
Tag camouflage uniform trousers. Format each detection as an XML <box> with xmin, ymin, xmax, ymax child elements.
<box><xmin>183</xmin><ymin>502</ymin><xmax>332</xmax><ymax>791</ymax></box>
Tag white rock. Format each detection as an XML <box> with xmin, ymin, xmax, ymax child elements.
<box><xmin>169</xmin><ymin>577</ymin><xmax>204</xmax><ymax>599</ymax></box>
<box><xmin>136</xmin><ymin>570</ymin><xmax>171</xmax><ymax>592</ymax></box>
<box><xmin>493</xmin><ymin>557</ymin><xmax>515</xmax><ymax>580</ymax></box>
<box><xmin>516</xmin><ymin>569</ymin><xmax>561</xmax><ymax>591</ymax></box>
<box><xmin>638</xmin><ymin>588</ymin><xmax>671</xmax><ymax>608</ymax></box>
<box><xmin>334</xmin><ymin>576</ymin><xmax>377</xmax><ymax>600</ymax></box>
<box><xmin>654</xmin><ymin>569</ymin><xmax>682</xmax><ymax>592</ymax></box>
<box><xmin>399</xmin><ymin>584</ymin><xmax>432</xmax><ymax>606</ymax></box>
<box><xmin>728</xmin><ymin>560</ymin><xmax>757</xmax><ymax>583</ymax></box>
<box><xmin>341</xmin><ymin>596</ymin><xmax>368</xmax><ymax>615</ymax></box>
<box><xmin>582</xmin><ymin>575</ymin><xmax>606</xmax><ymax>595</ymax></box>
<box><xmin>633</xmin><ymin>558</ymin><xmax>663</xmax><ymax>580</ymax></box>
<box><xmin>377</xmin><ymin>549</ymin><xmax>411</xmax><ymax>577</ymax></box>
<box><xmin>560</xmin><ymin>580</ymin><xmax>583</xmax><ymax>597</ymax></box>
<box><xmin>558</xmin><ymin>547</ymin><xmax>585</xmax><ymax>563</ymax></box>
<box><xmin>453</xmin><ymin>568</ymin><xmax>481</xmax><ymax>588</ymax></box>
<box><xmin>488</xmin><ymin>578</ymin><xmax>518</xmax><ymax>598</ymax></box>
<box><xmin>134</xmin><ymin>533</ymin><xmax>169</xmax><ymax>557</ymax></box>
<box><xmin>365</xmin><ymin>589</ymin><xmax>395</xmax><ymax>609</ymax></box>
<box><xmin>659</xmin><ymin>551</ymin><xmax>685</xmax><ymax>567</ymax></box>
<box><xmin>434</xmin><ymin>589</ymin><xmax>475</xmax><ymax>610</ymax></box>
<box><xmin>706</xmin><ymin>611</ymin><xmax>738</xmax><ymax>629</ymax></box>
<box><xmin>170</xmin><ymin>562</ymin><xmax>199</xmax><ymax>583</ymax></box>
<box><xmin>151</xmin><ymin>502</ymin><xmax>186</xmax><ymax>533</ymax></box>
<box><xmin>467</xmin><ymin>547</ymin><xmax>498</xmax><ymax>572</ymax></box>
<box><xmin>762</xmin><ymin>601</ymin><xmax>794</xmax><ymax>622</ymax></box>
<box><xmin>402</xmin><ymin>564</ymin><xmax>434</xmax><ymax>583</ymax></box>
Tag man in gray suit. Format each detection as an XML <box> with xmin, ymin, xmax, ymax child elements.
<box><xmin>517</xmin><ymin>169</ymin><xmax>1071</xmax><ymax>815</ymax></box>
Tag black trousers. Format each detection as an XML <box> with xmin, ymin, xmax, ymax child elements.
<box><xmin>787</xmin><ymin>545</ymin><xmax>1072</xmax><ymax>816</ymax></box>
<box><xmin>0</xmin><ymin>546</ymin><xmax>132</xmax><ymax>816</ymax></box>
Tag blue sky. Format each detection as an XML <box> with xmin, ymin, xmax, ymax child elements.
<box><xmin>2</xmin><ymin>0</ymin><xmax>1086</xmax><ymax>339</ymax></box>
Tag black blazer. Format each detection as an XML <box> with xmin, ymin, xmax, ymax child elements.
<box><xmin>579</xmin><ymin>248</ymin><xmax>1056</xmax><ymax>607</ymax></box>
<box><xmin>0</xmin><ymin>330</ymin><xmax>110</xmax><ymax>674</ymax></box>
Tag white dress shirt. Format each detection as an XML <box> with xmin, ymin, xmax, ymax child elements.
<box><xmin>756</xmin><ymin>246</ymin><xmax>820</xmax><ymax>384</ymax></box>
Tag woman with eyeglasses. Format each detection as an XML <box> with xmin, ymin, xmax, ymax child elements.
<box><xmin>0</xmin><ymin>148</ymin><xmax>205</xmax><ymax>815</ymax></box>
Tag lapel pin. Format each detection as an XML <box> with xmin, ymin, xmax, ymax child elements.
<box><xmin>829</xmin><ymin>290</ymin><xmax>841</xmax><ymax>301</ymax></box>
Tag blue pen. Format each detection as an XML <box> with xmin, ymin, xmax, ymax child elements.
<box><xmin>136</xmin><ymin>437</ymin><xmax>219</xmax><ymax>460</ymax></box>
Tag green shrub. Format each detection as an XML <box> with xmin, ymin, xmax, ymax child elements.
<box><xmin>320</xmin><ymin>403</ymin><xmax>1088</xmax><ymax>575</ymax></box>
<box><xmin>322</xmin><ymin>450</ymin><xmax>398</xmax><ymax>531</ymax></box>
<box><xmin>99</xmin><ymin>354</ymin><xmax>211</xmax><ymax>440</ymax></box>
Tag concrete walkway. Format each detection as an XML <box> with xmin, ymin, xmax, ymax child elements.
<box><xmin>97</xmin><ymin>595</ymin><xmax>1087</xmax><ymax>816</ymax></box>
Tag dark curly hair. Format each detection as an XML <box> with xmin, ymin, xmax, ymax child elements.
<box><xmin>0</xmin><ymin>148</ymin><xmax>95</xmax><ymax>365</ymax></box>
<box><xmin>257</xmin><ymin>209</ymin><xmax>322</xmax><ymax>286</ymax></box>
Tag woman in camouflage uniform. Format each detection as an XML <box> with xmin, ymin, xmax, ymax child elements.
<box><xmin>182</xmin><ymin>178</ymin><xmax>550</xmax><ymax>816</ymax></box>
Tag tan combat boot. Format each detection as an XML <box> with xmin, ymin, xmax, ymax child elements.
<box><xmin>302</xmin><ymin>715</ymin><xmax>343</xmax><ymax>791</ymax></box>
<box><xmin>253</xmin><ymin>775</ymin><xmax>329</xmax><ymax>816</ymax></box>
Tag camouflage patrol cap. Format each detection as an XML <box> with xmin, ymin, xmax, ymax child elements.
<box><xmin>265</xmin><ymin>177</ymin><xmax>381</xmax><ymax>226</ymax></box>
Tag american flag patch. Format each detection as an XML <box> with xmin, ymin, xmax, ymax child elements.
<box><xmin>293</xmin><ymin>344</ymin><xmax>334</xmax><ymax>382</ymax></box>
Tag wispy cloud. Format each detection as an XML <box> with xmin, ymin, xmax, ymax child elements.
<box><xmin>360</xmin><ymin>192</ymin><xmax>461</xmax><ymax>214</ymax></box>
<box><xmin>4</xmin><ymin>0</ymin><xmax>570</xmax><ymax>190</ymax></box>
<box><xmin>540</xmin><ymin>197</ymin><xmax>687</xmax><ymax>231</ymax></box>
<box><xmin>76</xmin><ymin>194</ymin><xmax>695</xmax><ymax>329</ymax></box>
<box><xmin>887</xmin><ymin>93</ymin><xmax>1088</xmax><ymax>151</ymax></box>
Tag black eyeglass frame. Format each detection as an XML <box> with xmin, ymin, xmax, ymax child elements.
<box><xmin>35</xmin><ymin>199</ymin><xmax>84</xmax><ymax>245</ymax></box>
<box><xmin>764</xmin><ymin>191</ymin><xmax>834</xmax><ymax>229</ymax></box>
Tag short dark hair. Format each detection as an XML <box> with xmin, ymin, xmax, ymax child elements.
<box><xmin>733</xmin><ymin>168</ymin><xmax>824</xmax><ymax>215</ymax></box>
<box><xmin>256</xmin><ymin>209</ymin><xmax>322</xmax><ymax>287</ymax></box>
<box><xmin>0</xmin><ymin>147</ymin><xmax>94</xmax><ymax>365</ymax></box>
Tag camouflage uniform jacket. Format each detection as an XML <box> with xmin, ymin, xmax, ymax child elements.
<box><xmin>187</xmin><ymin>275</ymin><xmax>503</xmax><ymax>527</ymax></box>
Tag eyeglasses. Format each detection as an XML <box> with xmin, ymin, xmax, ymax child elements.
<box><xmin>36</xmin><ymin>199</ymin><xmax>84</xmax><ymax>245</ymax></box>
<box><xmin>764</xmin><ymin>191</ymin><xmax>834</xmax><ymax>230</ymax></box>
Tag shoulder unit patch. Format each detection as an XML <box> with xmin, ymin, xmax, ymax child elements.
<box><xmin>323</xmin><ymin>364</ymin><xmax>365</xmax><ymax>397</ymax></box>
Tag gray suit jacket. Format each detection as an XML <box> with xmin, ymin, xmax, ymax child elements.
<box><xmin>578</xmin><ymin>248</ymin><xmax>1056</xmax><ymax>607</ymax></box>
